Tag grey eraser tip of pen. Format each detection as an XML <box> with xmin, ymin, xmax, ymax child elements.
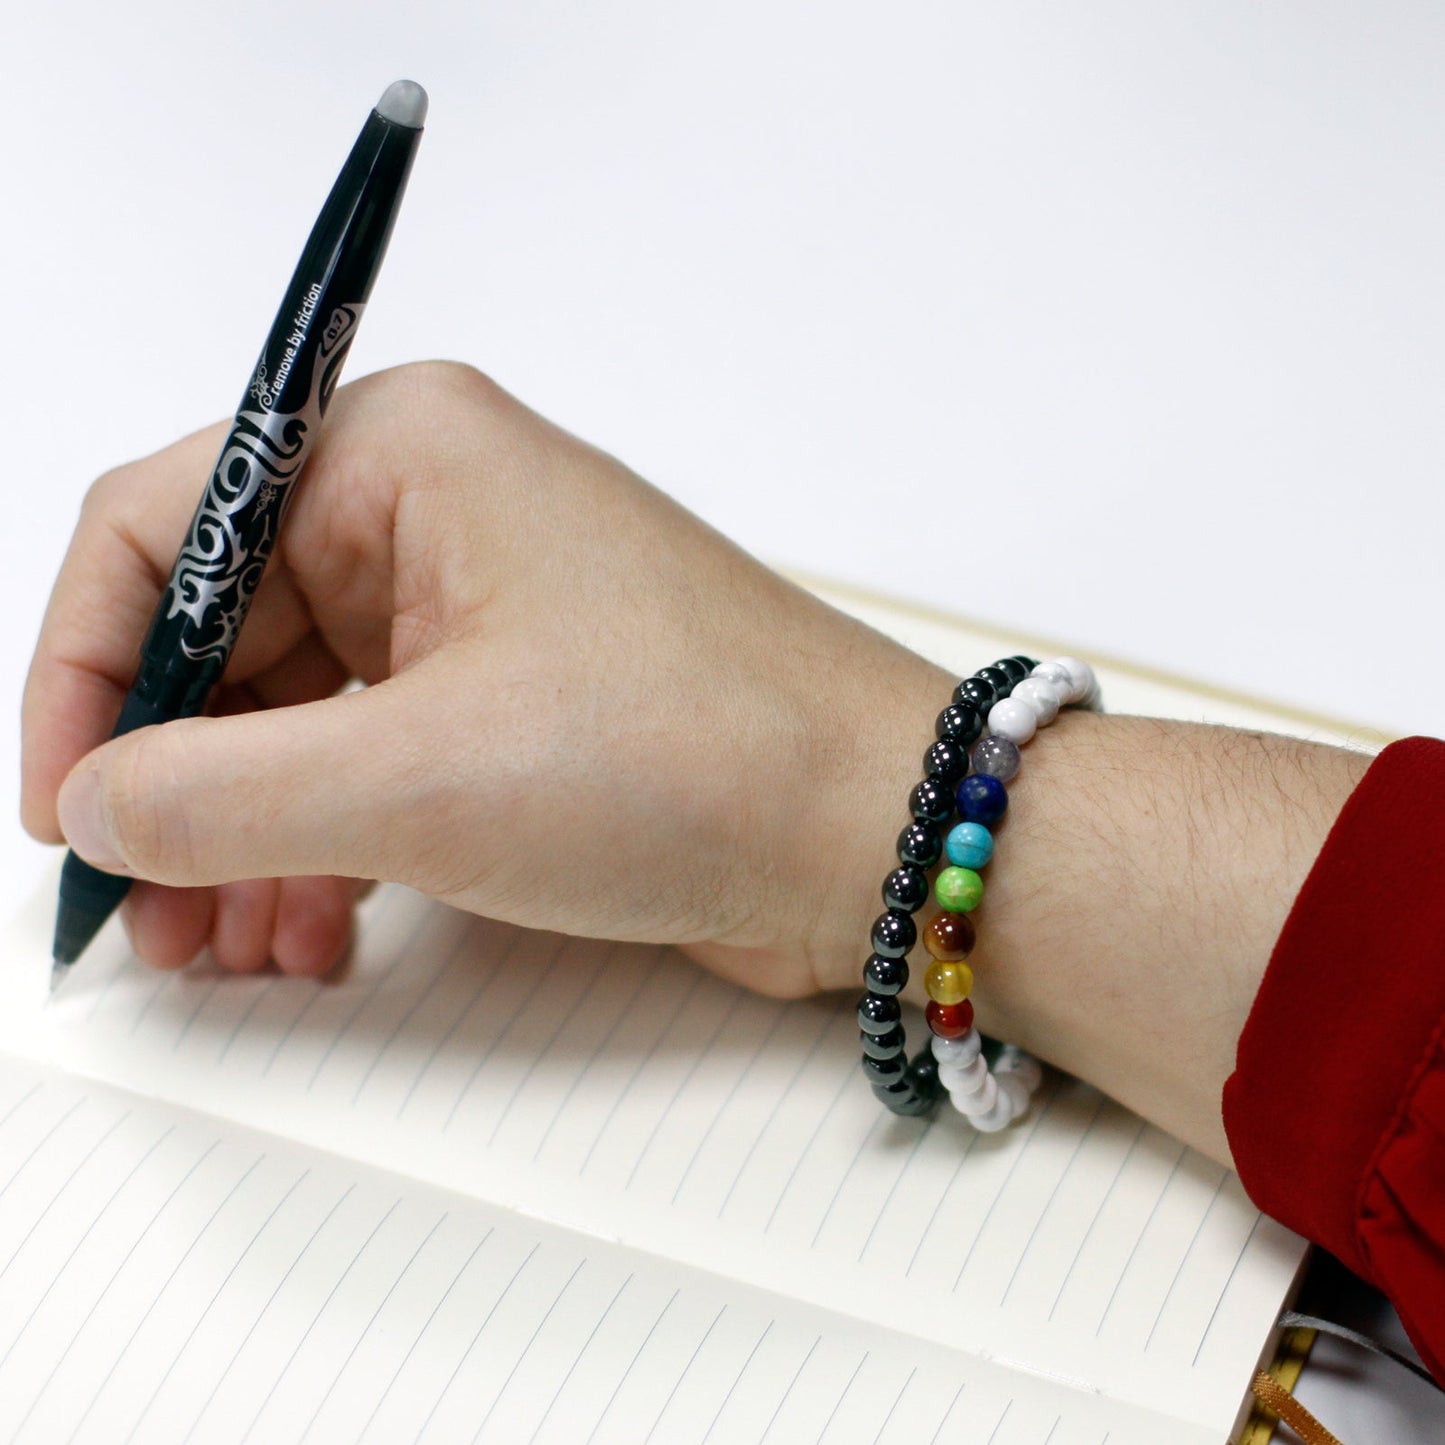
<box><xmin>376</xmin><ymin>80</ymin><xmax>428</xmax><ymax>127</ymax></box>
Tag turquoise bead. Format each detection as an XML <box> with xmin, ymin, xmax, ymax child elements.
<box><xmin>945</xmin><ymin>822</ymin><xmax>993</xmax><ymax>870</ymax></box>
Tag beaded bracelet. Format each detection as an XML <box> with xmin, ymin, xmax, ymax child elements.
<box><xmin>859</xmin><ymin>655</ymin><xmax>1099</xmax><ymax>1123</ymax></box>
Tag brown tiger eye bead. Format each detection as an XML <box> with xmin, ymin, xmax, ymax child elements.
<box><xmin>923</xmin><ymin>911</ymin><xmax>976</xmax><ymax>962</ymax></box>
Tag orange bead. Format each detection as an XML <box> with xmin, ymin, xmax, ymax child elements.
<box><xmin>923</xmin><ymin>911</ymin><xmax>975</xmax><ymax>962</ymax></box>
<box><xmin>925</xmin><ymin>959</ymin><xmax>974</xmax><ymax>1006</ymax></box>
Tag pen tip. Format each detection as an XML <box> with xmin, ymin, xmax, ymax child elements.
<box><xmin>49</xmin><ymin>959</ymin><xmax>71</xmax><ymax>995</ymax></box>
<box><xmin>376</xmin><ymin>80</ymin><xmax>428</xmax><ymax>128</ymax></box>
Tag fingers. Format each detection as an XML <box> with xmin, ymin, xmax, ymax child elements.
<box><xmin>54</xmin><ymin>677</ymin><xmax>451</xmax><ymax>891</ymax></box>
<box><xmin>124</xmin><ymin>875</ymin><xmax>361</xmax><ymax>975</ymax></box>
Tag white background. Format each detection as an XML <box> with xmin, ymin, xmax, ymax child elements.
<box><xmin>3</xmin><ymin>4</ymin><xmax>1443</xmax><ymax>1435</ymax></box>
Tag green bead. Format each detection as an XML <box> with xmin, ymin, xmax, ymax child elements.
<box><xmin>935</xmin><ymin>866</ymin><xmax>983</xmax><ymax>913</ymax></box>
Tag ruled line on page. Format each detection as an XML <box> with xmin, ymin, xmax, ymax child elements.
<box><xmin>999</xmin><ymin>1095</ymin><xmax>1106</xmax><ymax>1306</ymax></box>
<box><xmin>532</xmin><ymin>950</ymin><xmax>666</xmax><ymax>1162</ymax></box>
<box><xmin>181</xmin><ymin>1183</ymin><xmax>359</xmax><ymax>1445</ymax></box>
<box><xmin>236</xmin><ymin>1196</ymin><xmax>403</xmax><ymax>1444</ymax></box>
<box><xmin>584</xmin><ymin>1288</ymin><xmax>679</xmax><ymax>1445</ymax></box>
<box><xmin>297</xmin><ymin>1211</ymin><xmax>449</xmax><ymax>1442</ymax></box>
<box><xmin>411</xmin><ymin>1240</ymin><xmax>536</xmax><ymax>1442</ymax></box>
<box><xmin>643</xmin><ymin>1304</ymin><xmax>728</xmax><ymax>1445</ymax></box>
<box><xmin>759</xmin><ymin>1334</ymin><xmax>820</xmax><ymax>1444</ymax></box>
<box><xmin>486</xmin><ymin>944</ymin><xmax>620</xmax><ymax>1146</ymax></box>
<box><xmin>0</xmin><ymin>1123</ymin><xmax>174</xmax><ymax>1381</ymax></box>
<box><xmin>7</xmin><ymin>1138</ymin><xmax>224</xmax><ymax>1441</ymax></box>
<box><xmin>1189</xmin><ymin>1213</ymin><xmax>1263</xmax><ymax>1369</ymax></box>
<box><xmin>65</xmin><ymin>1152</ymin><xmax>267</xmax><ymax>1444</ymax></box>
<box><xmin>442</xmin><ymin>935</ymin><xmax>575</xmax><ymax>1130</ymax></box>
<box><xmin>952</xmin><ymin>1088</ymin><xmax>1059</xmax><ymax>1291</ymax></box>
<box><xmin>1094</xmin><ymin>1143</ymin><xmax>1187</xmax><ymax>1338</ymax></box>
<box><xmin>471</xmin><ymin>1257</ymin><xmax>587</xmax><ymax>1442</ymax></box>
<box><xmin>0</xmin><ymin>1107</ymin><xmax>131</xmax><ymax>1292</ymax></box>
<box><xmin>394</xmin><ymin>927</ymin><xmax>528</xmax><ymax>1120</ymax></box>
<box><xmin>872</xmin><ymin>1364</ymin><xmax>917</xmax><ymax>1444</ymax></box>
<box><xmin>578</xmin><ymin>971</ymin><xmax>706</xmax><ymax>1176</ymax></box>
<box><xmin>715</xmin><ymin>1006</ymin><xmax>834</xmax><ymax>1221</ymax></box>
<box><xmin>1142</xmin><ymin>1169</ymin><xmax>1228</xmax><ymax>1352</ymax></box>
<box><xmin>817</xmin><ymin>1351</ymin><xmax>869</xmax><ymax>1444</ymax></box>
<box><xmin>123</xmin><ymin>1167</ymin><xmax>312</xmax><ymax>1444</ymax></box>
<box><xmin>525</xmin><ymin>1273</ymin><xmax>633</xmax><ymax>1445</ymax></box>
<box><xmin>670</xmin><ymin>1000</ymin><xmax>789</xmax><ymax>1206</ymax></box>
<box><xmin>1047</xmin><ymin>1119</ymin><xmax>1145</xmax><ymax>1322</ymax></box>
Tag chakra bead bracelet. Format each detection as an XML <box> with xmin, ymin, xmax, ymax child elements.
<box><xmin>859</xmin><ymin>655</ymin><xmax>1099</xmax><ymax>1123</ymax></box>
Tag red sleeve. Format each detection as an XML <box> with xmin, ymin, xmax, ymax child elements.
<box><xmin>1222</xmin><ymin>736</ymin><xmax>1445</xmax><ymax>1382</ymax></box>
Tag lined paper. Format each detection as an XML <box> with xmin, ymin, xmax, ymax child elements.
<box><xmin>0</xmin><ymin>879</ymin><xmax>1301</xmax><ymax>1440</ymax></box>
<box><xmin>0</xmin><ymin>1058</ymin><xmax>1211</xmax><ymax>1445</ymax></box>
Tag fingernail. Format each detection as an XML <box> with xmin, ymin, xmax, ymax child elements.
<box><xmin>57</xmin><ymin>763</ymin><xmax>129</xmax><ymax>874</ymax></box>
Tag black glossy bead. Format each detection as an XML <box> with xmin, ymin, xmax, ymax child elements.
<box><xmin>870</xmin><ymin>909</ymin><xmax>916</xmax><ymax>959</ymax></box>
<box><xmin>860</xmin><ymin>1026</ymin><xmax>906</xmax><ymax>1060</ymax></box>
<box><xmin>906</xmin><ymin>1049</ymin><xmax>941</xmax><ymax>1101</ymax></box>
<box><xmin>978</xmin><ymin>665</ymin><xmax>1013</xmax><ymax>697</ymax></box>
<box><xmin>861</xmin><ymin>1051</ymin><xmax>907</xmax><ymax>1084</ymax></box>
<box><xmin>858</xmin><ymin>993</ymin><xmax>902</xmax><ymax>1034</ymax></box>
<box><xmin>935</xmin><ymin>703</ymin><xmax>982</xmax><ymax>748</ymax></box>
<box><xmin>1011</xmin><ymin>654</ymin><xmax>1040</xmax><ymax>673</ymax></box>
<box><xmin>923</xmin><ymin>739</ymin><xmax>969</xmax><ymax>785</ymax></box>
<box><xmin>871</xmin><ymin>1078</ymin><xmax>915</xmax><ymax>1110</ymax></box>
<box><xmin>894</xmin><ymin>1089</ymin><xmax>935</xmax><ymax>1117</ymax></box>
<box><xmin>909</xmin><ymin>777</ymin><xmax>953</xmax><ymax>824</ymax></box>
<box><xmin>954</xmin><ymin>675</ymin><xmax>997</xmax><ymax>713</ymax></box>
<box><xmin>995</xmin><ymin>657</ymin><xmax>1030</xmax><ymax>683</ymax></box>
<box><xmin>896</xmin><ymin>820</ymin><xmax>942</xmax><ymax>869</ymax></box>
<box><xmin>883</xmin><ymin>865</ymin><xmax>929</xmax><ymax>913</ymax></box>
<box><xmin>863</xmin><ymin>954</ymin><xmax>909</xmax><ymax>996</ymax></box>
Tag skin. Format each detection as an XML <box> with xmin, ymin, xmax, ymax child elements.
<box><xmin>20</xmin><ymin>362</ymin><xmax>1371</xmax><ymax>1166</ymax></box>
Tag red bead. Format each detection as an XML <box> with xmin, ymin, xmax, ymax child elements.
<box><xmin>926</xmin><ymin>999</ymin><xmax>975</xmax><ymax>1039</ymax></box>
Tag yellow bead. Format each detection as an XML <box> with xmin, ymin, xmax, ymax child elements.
<box><xmin>924</xmin><ymin>959</ymin><xmax>973</xmax><ymax>1006</ymax></box>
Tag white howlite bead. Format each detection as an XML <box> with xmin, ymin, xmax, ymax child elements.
<box><xmin>995</xmin><ymin>1072</ymin><xmax>1031</xmax><ymax>1118</ymax></box>
<box><xmin>987</xmin><ymin>696</ymin><xmax>1037</xmax><ymax>745</ymax></box>
<box><xmin>1011</xmin><ymin>677</ymin><xmax>1061</xmax><ymax>727</ymax></box>
<box><xmin>952</xmin><ymin>1071</ymin><xmax>999</xmax><ymax>1117</ymax></box>
<box><xmin>970</xmin><ymin>1085</ymin><xmax>1019</xmax><ymax>1133</ymax></box>
<box><xmin>994</xmin><ymin>1049</ymin><xmax>1043</xmax><ymax>1095</ymax></box>
<box><xmin>940</xmin><ymin>1054</ymin><xmax>989</xmax><ymax>1097</ymax></box>
<box><xmin>1030</xmin><ymin>660</ymin><xmax>1072</xmax><ymax>693</ymax></box>
<box><xmin>932</xmin><ymin>1029</ymin><xmax>983</xmax><ymax>1067</ymax></box>
<box><xmin>1053</xmin><ymin>657</ymin><xmax>1095</xmax><ymax>704</ymax></box>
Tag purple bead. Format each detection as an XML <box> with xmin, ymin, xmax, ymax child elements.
<box><xmin>956</xmin><ymin>772</ymin><xmax>1008</xmax><ymax>826</ymax></box>
<box><xmin>971</xmin><ymin>734</ymin><xmax>1021</xmax><ymax>782</ymax></box>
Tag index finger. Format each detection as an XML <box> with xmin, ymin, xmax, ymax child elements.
<box><xmin>20</xmin><ymin>418</ymin><xmax>316</xmax><ymax>843</ymax></box>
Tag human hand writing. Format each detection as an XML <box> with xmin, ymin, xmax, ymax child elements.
<box><xmin>21</xmin><ymin>362</ymin><xmax>950</xmax><ymax>994</ymax></box>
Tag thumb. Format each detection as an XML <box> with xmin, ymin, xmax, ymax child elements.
<box><xmin>55</xmin><ymin>684</ymin><xmax>439</xmax><ymax>888</ymax></box>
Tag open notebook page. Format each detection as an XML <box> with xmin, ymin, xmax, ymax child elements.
<box><xmin>2</xmin><ymin>878</ymin><xmax>1298</xmax><ymax>1443</ymax></box>
<box><xmin>3</xmin><ymin>587</ymin><xmax>1360</xmax><ymax>1442</ymax></box>
<box><xmin>0</xmin><ymin>1056</ymin><xmax>1219</xmax><ymax>1445</ymax></box>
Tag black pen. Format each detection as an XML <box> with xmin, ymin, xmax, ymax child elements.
<box><xmin>51</xmin><ymin>80</ymin><xmax>427</xmax><ymax>984</ymax></box>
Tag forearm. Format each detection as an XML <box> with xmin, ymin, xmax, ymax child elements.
<box><xmin>808</xmin><ymin>670</ymin><xmax>1371</xmax><ymax>1165</ymax></box>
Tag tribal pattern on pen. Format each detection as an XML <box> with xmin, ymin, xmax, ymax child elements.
<box><xmin>165</xmin><ymin>304</ymin><xmax>362</xmax><ymax>662</ymax></box>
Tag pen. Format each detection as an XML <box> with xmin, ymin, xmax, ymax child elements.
<box><xmin>51</xmin><ymin>80</ymin><xmax>427</xmax><ymax>984</ymax></box>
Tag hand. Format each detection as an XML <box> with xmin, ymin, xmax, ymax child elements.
<box><xmin>22</xmin><ymin>362</ymin><xmax>951</xmax><ymax>992</ymax></box>
<box><xmin>21</xmin><ymin>359</ymin><xmax>1372</xmax><ymax>1163</ymax></box>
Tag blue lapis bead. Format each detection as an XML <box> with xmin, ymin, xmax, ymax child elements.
<box><xmin>956</xmin><ymin>772</ymin><xmax>1008</xmax><ymax>826</ymax></box>
<box><xmin>945</xmin><ymin>821</ymin><xmax>994</xmax><ymax>870</ymax></box>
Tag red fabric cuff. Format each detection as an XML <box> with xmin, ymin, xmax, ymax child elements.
<box><xmin>1222</xmin><ymin>736</ymin><xmax>1445</xmax><ymax>1378</ymax></box>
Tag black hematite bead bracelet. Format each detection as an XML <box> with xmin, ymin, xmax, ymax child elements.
<box><xmin>857</xmin><ymin>655</ymin><xmax>1039</xmax><ymax>1117</ymax></box>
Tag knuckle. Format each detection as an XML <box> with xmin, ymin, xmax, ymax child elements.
<box><xmin>104</xmin><ymin>726</ymin><xmax>198</xmax><ymax>884</ymax></box>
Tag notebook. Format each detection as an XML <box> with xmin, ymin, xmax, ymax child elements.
<box><xmin>0</xmin><ymin>581</ymin><xmax>1381</xmax><ymax>1445</ymax></box>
